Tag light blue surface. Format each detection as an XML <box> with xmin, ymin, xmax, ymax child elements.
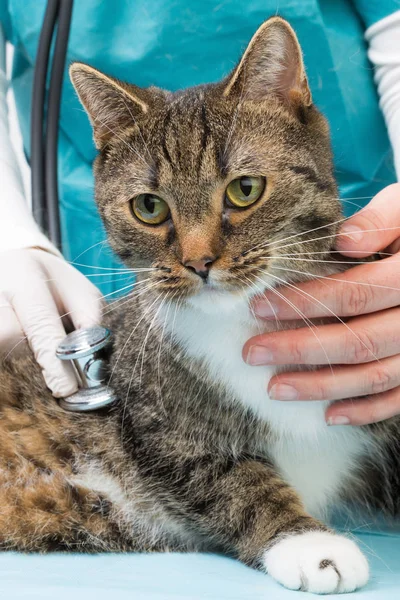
<box><xmin>0</xmin><ymin>531</ymin><xmax>399</xmax><ymax>599</ymax></box>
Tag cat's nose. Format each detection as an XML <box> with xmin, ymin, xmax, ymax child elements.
<box><xmin>183</xmin><ymin>256</ymin><xmax>216</xmax><ymax>281</ymax></box>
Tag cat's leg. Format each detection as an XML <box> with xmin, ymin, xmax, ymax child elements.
<box><xmin>139</xmin><ymin>451</ymin><xmax>369</xmax><ymax>593</ymax></box>
<box><xmin>0</xmin><ymin>474</ymin><xmax>132</xmax><ymax>553</ymax></box>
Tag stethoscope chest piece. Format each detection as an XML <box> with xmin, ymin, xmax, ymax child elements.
<box><xmin>56</xmin><ymin>326</ymin><xmax>117</xmax><ymax>412</ymax></box>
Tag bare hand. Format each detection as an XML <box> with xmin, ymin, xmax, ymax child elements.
<box><xmin>243</xmin><ymin>184</ymin><xmax>400</xmax><ymax>426</ymax></box>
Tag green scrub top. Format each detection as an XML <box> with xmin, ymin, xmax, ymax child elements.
<box><xmin>0</xmin><ymin>0</ymin><xmax>398</xmax><ymax>295</ymax></box>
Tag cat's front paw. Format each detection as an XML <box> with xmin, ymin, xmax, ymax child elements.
<box><xmin>263</xmin><ymin>531</ymin><xmax>369</xmax><ymax>594</ymax></box>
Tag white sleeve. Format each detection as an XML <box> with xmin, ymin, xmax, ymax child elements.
<box><xmin>366</xmin><ymin>11</ymin><xmax>400</xmax><ymax>180</ymax></box>
<box><xmin>0</xmin><ymin>24</ymin><xmax>60</xmax><ymax>255</ymax></box>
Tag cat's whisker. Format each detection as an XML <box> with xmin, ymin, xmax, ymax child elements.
<box><xmin>156</xmin><ymin>289</ymin><xmax>180</xmax><ymax>416</ymax></box>
<box><xmin>71</xmin><ymin>240</ymin><xmax>108</xmax><ymax>262</ymax></box>
<box><xmin>341</xmin><ymin>196</ymin><xmax>374</xmax><ymax>201</ymax></box>
<box><xmin>120</xmin><ymin>292</ymin><xmax>164</xmax><ymax>437</ymax></box>
<box><xmin>100</xmin><ymin>293</ymin><xmax>144</xmax><ymax>318</ymax></box>
<box><xmin>70</xmin><ymin>261</ymin><xmax>157</xmax><ymax>273</ymax></box>
<box><xmin>243</xmin><ymin>213</ymin><xmax>352</xmax><ymax>255</ymax></box>
<box><xmin>234</xmin><ymin>274</ymin><xmax>263</xmax><ymax>332</ymax></box>
<box><xmin>138</xmin><ymin>295</ymin><xmax>168</xmax><ymax>391</ymax></box>
<box><xmin>108</xmin><ymin>288</ymin><xmax>163</xmax><ymax>416</ymax></box>
<box><xmin>265</xmin><ymin>257</ymin><xmax>361</xmax><ymax>265</ymax></box>
<box><xmin>340</xmin><ymin>198</ymin><xmax>366</xmax><ymax>211</ymax></box>
<box><xmin>94</xmin><ymin>281</ymin><xmax>137</xmax><ymax>300</ymax></box>
<box><xmin>269</xmin><ymin>264</ymin><xmax>400</xmax><ymax>296</ymax></box>
<box><xmin>262</xmin><ymin>256</ymin><xmax>363</xmax><ymax>265</ymax></box>
<box><xmin>83</xmin><ymin>269</ymin><xmax>155</xmax><ymax>277</ymax></box>
<box><xmin>83</xmin><ymin>272</ymin><xmax>137</xmax><ymax>278</ymax></box>
<box><xmin>82</xmin><ymin>275</ymin><xmax>133</xmax><ymax>287</ymax></box>
<box><xmin>247</xmin><ymin>212</ymin><xmax>400</xmax><ymax>257</ymax></box>
<box><xmin>263</xmin><ymin>250</ymin><xmax>393</xmax><ymax>257</ymax></box>
<box><xmin>267</xmin><ymin>271</ymin><xmax>383</xmax><ymax>366</ymax></box>
<box><xmin>253</xmin><ymin>272</ymin><xmax>335</xmax><ymax>376</ymax></box>
<box><xmin>240</xmin><ymin>274</ymin><xmax>280</xmax><ymax>332</ymax></box>
<box><xmin>167</xmin><ymin>287</ymin><xmax>185</xmax><ymax>359</ymax></box>
<box><xmin>100</xmin><ymin>280</ymin><xmax>161</xmax><ymax>317</ymax></box>
<box><xmin>268</xmin><ymin>226</ymin><xmax>400</xmax><ymax>254</ymax></box>
<box><xmin>262</xmin><ymin>256</ymin><xmax>400</xmax><ymax>266</ymax></box>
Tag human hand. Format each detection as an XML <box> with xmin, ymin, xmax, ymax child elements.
<box><xmin>0</xmin><ymin>248</ymin><xmax>103</xmax><ymax>397</ymax></box>
<box><xmin>243</xmin><ymin>184</ymin><xmax>400</xmax><ymax>426</ymax></box>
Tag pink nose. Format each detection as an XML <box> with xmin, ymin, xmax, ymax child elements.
<box><xmin>183</xmin><ymin>256</ymin><xmax>216</xmax><ymax>280</ymax></box>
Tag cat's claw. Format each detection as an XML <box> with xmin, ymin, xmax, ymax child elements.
<box><xmin>263</xmin><ymin>531</ymin><xmax>369</xmax><ymax>594</ymax></box>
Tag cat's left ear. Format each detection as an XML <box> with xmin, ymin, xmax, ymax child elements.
<box><xmin>223</xmin><ymin>17</ymin><xmax>312</xmax><ymax>110</ymax></box>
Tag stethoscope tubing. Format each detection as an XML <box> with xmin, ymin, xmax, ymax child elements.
<box><xmin>31</xmin><ymin>0</ymin><xmax>73</xmax><ymax>249</ymax></box>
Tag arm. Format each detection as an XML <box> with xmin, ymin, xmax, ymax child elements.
<box><xmin>0</xmin><ymin>24</ymin><xmax>58</xmax><ymax>254</ymax></box>
<box><xmin>0</xmin><ymin>25</ymin><xmax>103</xmax><ymax>397</ymax></box>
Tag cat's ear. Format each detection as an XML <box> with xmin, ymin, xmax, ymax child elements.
<box><xmin>70</xmin><ymin>63</ymin><xmax>150</xmax><ymax>149</ymax></box>
<box><xmin>223</xmin><ymin>17</ymin><xmax>312</xmax><ymax>110</ymax></box>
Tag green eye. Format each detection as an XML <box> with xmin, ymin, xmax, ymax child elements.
<box><xmin>131</xmin><ymin>194</ymin><xmax>170</xmax><ymax>225</ymax></box>
<box><xmin>225</xmin><ymin>176</ymin><xmax>266</xmax><ymax>208</ymax></box>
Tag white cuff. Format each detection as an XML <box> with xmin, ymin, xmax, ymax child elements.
<box><xmin>0</xmin><ymin>24</ymin><xmax>61</xmax><ymax>257</ymax></box>
<box><xmin>366</xmin><ymin>11</ymin><xmax>400</xmax><ymax>180</ymax></box>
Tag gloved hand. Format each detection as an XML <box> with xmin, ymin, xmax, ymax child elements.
<box><xmin>0</xmin><ymin>248</ymin><xmax>103</xmax><ymax>398</ymax></box>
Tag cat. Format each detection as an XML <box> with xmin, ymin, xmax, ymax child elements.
<box><xmin>3</xmin><ymin>15</ymin><xmax>398</xmax><ymax>594</ymax></box>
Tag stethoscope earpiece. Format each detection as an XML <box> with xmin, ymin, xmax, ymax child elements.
<box><xmin>56</xmin><ymin>326</ymin><xmax>117</xmax><ymax>412</ymax></box>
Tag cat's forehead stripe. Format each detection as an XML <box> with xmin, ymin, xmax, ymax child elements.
<box><xmin>152</xmin><ymin>94</ymin><xmax>281</xmax><ymax>189</ymax></box>
<box><xmin>155</xmin><ymin>97</ymin><xmax>220</xmax><ymax>191</ymax></box>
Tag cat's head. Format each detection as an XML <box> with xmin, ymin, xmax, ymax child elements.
<box><xmin>70</xmin><ymin>17</ymin><xmax>341</xmax><ymax>314</ymax></box>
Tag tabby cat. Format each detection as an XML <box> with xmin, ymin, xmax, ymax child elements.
<box><xmin>5</xmin><ymin>16</ymin><xmax>399</xmax><ymax>594</ymax></box>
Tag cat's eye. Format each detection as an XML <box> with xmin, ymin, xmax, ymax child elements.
<box><xmin>225</xmin><ymin>176</ymin><xmax>266</xmax><ymax>208</ymax></box>
<box><xmin>131</xmin><ymin>194</ymin><xmax>170</xmax><ymax>225</ymax></box>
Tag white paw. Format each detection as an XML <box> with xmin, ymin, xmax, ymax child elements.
<box><xmin>263</xmin><ymin>531</ymin><xmax>369</xmax><ymax>594</ymax></box>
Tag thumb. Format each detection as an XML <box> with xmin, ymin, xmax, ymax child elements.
<box><xmin>336</xmin><ymin>184</ymin><xmax>400</xmax><ymax>258</ymax></box>
<box><xmin>9</xmin><ymin>260</ymin><xmax>78</xmax><ymax>398</ymax></box>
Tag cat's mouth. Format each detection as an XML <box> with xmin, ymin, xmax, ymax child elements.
<box><xmin>187</xmin><ymin>280</ymin><xmax>256</xmax><ymax>313</ymax></box>
<box><xmin>191</xmin><ymin>268</ymin><xmax>257</xmax><ymax>296</ymax></box>
<box><xmin>194</xmin><ymin>281</ymin><xmax>233</xmax><ymax>297</ymax></box>
<box><xmin>149</xmin><ymin>259</ymin><xmax>274</xmax><ymax>306</ymax></box>
<box><xmin>161</xmin><ymin>265</ymin><xmax>269</xmax><ymax>314</ymax></box>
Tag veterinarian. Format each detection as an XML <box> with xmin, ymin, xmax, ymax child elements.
<box><xmin>0</xmin><ymin>1</ymin><xmax>399</xmax><ymax>423</ymax></box>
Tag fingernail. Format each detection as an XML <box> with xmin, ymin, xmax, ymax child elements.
<box><xmin>254</xmin><ymin>301</ymin><xmax>279</xmax><ymax>319</ymax></box>
<box><xmin>337</xmin><ymin>225</ymin><xmax>364</xmax><ymax>246</ymax></box>
<box><xmin>269</xmin><ymin>384</ymin><xmax>299</xmax><ymax>401</ymax></box>
<box><xmin>327</xmin><ymin>415</ymin><xmax>351</xmax><ymax>426</ymax></box>
<box><xmin>246</xmin><ymin>345</ymin><xmax>274</xmax><ymax>365</ymax></box>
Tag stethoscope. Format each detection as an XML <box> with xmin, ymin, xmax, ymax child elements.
<box><xmin>31</xmin><ymin>0</ymin><xmax>116</xmax><ymax>412</ymax></box>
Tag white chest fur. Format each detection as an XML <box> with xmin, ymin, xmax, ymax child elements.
<box><xmin>163</xmin><ymin>293</ymin><xmax>371</xmax><ymax>519</ymax></box>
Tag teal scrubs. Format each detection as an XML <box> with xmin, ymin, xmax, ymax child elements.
<box><xmin>0</xmin><ymin>0</ymin><xmax>398</xmax><ymax>295</ymax></box>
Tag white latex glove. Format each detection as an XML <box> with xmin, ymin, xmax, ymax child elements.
<box><xmin>0</xmin><ymin>248</ymin><xmax>103</xmax><ymax>398</ymax></box>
